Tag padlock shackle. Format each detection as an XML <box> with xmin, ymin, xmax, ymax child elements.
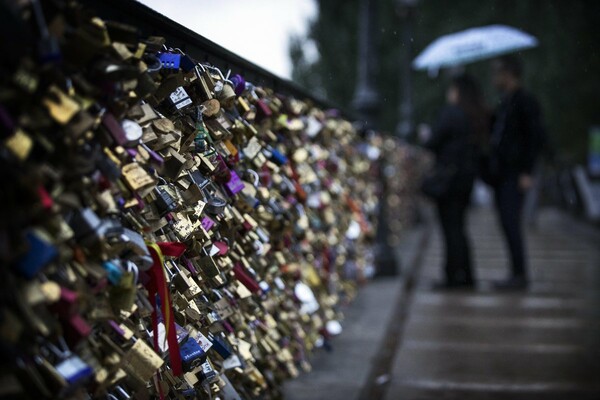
<box><xmin>115</xmin><ymin>385</ymin><xmax>132</xmax><ymax>399</ymax></box>
<box><xmin>45</xmin><ymin>337</ymin><xmax>71</xmax><ymax>359</ymax></box>
<box><xmin>203</xmin><ymin>65</ymin><xmax>234</xmax><ymax>86</ymax></box>
<box><xmin>125</xmin><ymin>260</ymin><xmax>139</xmax><ymax>285</ymax></box>
<box><xmin>245</xmin><ymin>169</ymin><xmax>260</xmax><ymax>187</ymax></box>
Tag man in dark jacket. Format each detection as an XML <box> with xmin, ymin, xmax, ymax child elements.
<box><xmin>488</xmin><ymin>55</ymin><xmax>545</xmax><ymax>290</ymax></box>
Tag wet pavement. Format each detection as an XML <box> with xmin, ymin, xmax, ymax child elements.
<box><xmin>283</xmin><ymin>206</ymin><xmax>600</xmax><ymax>400</ymax></box>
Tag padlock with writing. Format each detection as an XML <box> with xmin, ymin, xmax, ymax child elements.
<box><xmin>182</xmin><ymin>169</ymin><xmax>209</xmax><ymax>204</ymax></box>
<box><xmin>154</xmin><ymin>185</ymin><xmax>178</xmax><ymax>217</ymax></box>
<box><xmin>197</xmin><ymin>359</ymin><xmax>219</xmax><ymax>386</ymax></box>
<box><xmin>120</xmin><ymin>336</ymin><xmax>164</xmax><ymax>383</ymax></box>
<box><xmin>167</xmin><ymin>260</ymin><xmax>202</xmax><ymax>299</ymax></box>
<box><xmin>167</xmin><ymin>86</ymin><xmax>193</xmax><ymax>111</ymax></box>
<box><xmin>179</xmin><ymin>336</ymin><xmax>207</xmax><ymax>372</ymax></box>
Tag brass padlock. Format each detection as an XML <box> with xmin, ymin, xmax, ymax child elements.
<box><xmin>120</xmin><ymin>338</ymin><xmax>164</xmax><ymax>383</ymax></box>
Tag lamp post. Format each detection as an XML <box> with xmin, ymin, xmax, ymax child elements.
<box><xmin>395</xmin><ymin>0</ymin><xmax>418</xmax><ymax>140</ymax></box>
<box><xmin>352</xmin><ymin>0</ymin><xmax>400</xmax><ymax>277</ymax></box>
<box><xmin>352</xmin><ymin>0</ymin><xmax>379</xmax><ymax>130</ymax></box>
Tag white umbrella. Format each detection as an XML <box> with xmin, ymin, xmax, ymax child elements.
<box><xmin>413</xmin><ymin>24</ymin><xmax>538</xmax><ymax>72</ymax></box>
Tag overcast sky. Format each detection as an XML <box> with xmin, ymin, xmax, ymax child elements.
<box><xmin>137</xmin><ymin>0</ymin><xmax>317</xmax><ymax>79</ymax></box>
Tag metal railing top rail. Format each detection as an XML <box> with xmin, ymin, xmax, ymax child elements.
<box><xmin>80</xmin><ymin>0</ymin><xmax>357</xmax><ymax>120</ymax></box>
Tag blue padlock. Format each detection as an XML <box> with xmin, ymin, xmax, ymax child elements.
<box><xmin>198</xmin><ymin>360</ymin><xmax>219</xmax><ymax>385</ymax></box>
<box><xmin>158</xmin><ymin>53</ymin><xmax>181</xmax><ymax>69</ymax></box>
<box><xmin>179</xmin><ymin>337</ymin><xmax>207</xmax><ymax>371</ymax></box>
<box><xmin>209</xmin><ymin>333</ymin><xmax>233</xmax><ymax>359</ymax></box>
<box><xmin>269</xmin><ymin>148</ymin><xmax>288</xmax><ymax>165</ymax></box>
<box><xmin>180</xmin><ymin>54</ymin><xmax>196</xmax><ymax>72</ymax></box>
<box><xmin>102</xmin><ymin>261</ymin><xmax>124</xmax><ymax>285</ymax></box>
<box><xmin>14</xmin><ymin>231</ymin><xmax>58</xmax><ymax>279</ymax></box>
<box><xmin>55</xmin><ymin>355</ymin><xmax>94</xmax><ymax>386</ymax></box>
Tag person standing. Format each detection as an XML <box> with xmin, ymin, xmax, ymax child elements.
<box><xmin>423</xmin><ymin>74</ymin><xmax>487</xmax><ymax>289</ymax></box>
<box><xmin>487</xmin><ymin>55</ymin><xmax>545</xmax><ymax>290</ymax></box>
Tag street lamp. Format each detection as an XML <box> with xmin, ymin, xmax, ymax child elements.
<box><xmin>352</xmin><ymin>0</ymin><xmax>379</xmax><ymax>131</ymax></box>
<box><xmin>395</xmin><ymin>0</ymin><xmax>419</xmax><ymax>140</ymax></box>
<box><xmin>352</xmin><ymin>0</ymin><xmax>401</xmax><ymax>277</ymax></box>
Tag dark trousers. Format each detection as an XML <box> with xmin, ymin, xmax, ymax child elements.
<box><xmin>436</xmin><ymin>184</ymin><xmax>473</xmax><ymax>284</ymax></box>
<box><xmin>494</xmin><ymin>178</ymin><xmax>527</xmax><ymax>277</ymax></box>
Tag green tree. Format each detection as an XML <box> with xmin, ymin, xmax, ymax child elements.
<box><xmin>290</xmin><ymin>0</ymin><xmax>600</xmax><ymax>162</ymax></box>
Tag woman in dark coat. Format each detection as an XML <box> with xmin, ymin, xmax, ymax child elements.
<box><xmin>424</xmin><ymin>74</ymin><xmax>488</xmax><ymax>288</ymax></box>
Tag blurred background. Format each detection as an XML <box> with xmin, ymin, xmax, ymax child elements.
<box><xmin>139</xmin><ymin>0</ymin><xmax>600</xmax><ymax>169</ymax></box>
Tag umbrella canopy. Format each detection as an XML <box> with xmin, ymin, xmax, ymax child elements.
<box><xmin>413</xmin><ymin>24</ymin><xmax>538</xmax><ymax>72</ymax></box>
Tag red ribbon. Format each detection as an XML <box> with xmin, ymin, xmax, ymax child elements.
<box><xmin>233</xmin><ymin>262</ymin><xmax>261</xmax><ymax>293</ymax></box>
<box><xmin>145</xmin><ymin>242</ymin><xmax>187</xmax><ymax>377</ymax></box>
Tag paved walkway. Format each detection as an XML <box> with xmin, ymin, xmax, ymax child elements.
<box><xmin>283</xmin><ymin>207</ymin><xmax>600</xmax><ymax>400</ymax></box>
<box><xmin>385</xmin><ymin>206</ymin><xmax>600</xmax><ymax>399</ymax></box>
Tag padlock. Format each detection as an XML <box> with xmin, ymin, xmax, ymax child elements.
<box><xmin>108</xmin><ymin>228</ymin><xmax>153</xmax><ymax>271</ymax></box>
<box><xmin>197</xmin><ymin>359</ymin><xmax>219</xmax><ymax>386</ymax></box>
<box><xmin>162</xmin><ymin>148</ymin><xmax>187</xmax><ymax>180</ymax></box>
<box><xmin>181</xmin><ymin>170</ymin><xmax>208</xmax><ymax>204</ymax></box>
<box><xmin>179</xmin><ymin>53</ymin><xmax>197</xmax><ymax>73</ymax></box>
<box><xmin>205</xmin><ymin>66</ymin><xmax>236</xmax><ymax>108</ymax></box>
<box><xmin>188</xmin><ymin>170</ymin><xmax>210</xmax><ymax>191</ymax></box>
<box><xmin>47</xmin><ymin>339</ymin><xmax>94</xmax><ymax>388</ymax></box>
<box><xmin>120</xmin><ymin>337</ymin><xmax>164</xmax><ymax>383</ymax></box>
<box><xmin>211</xmin><ymin>291</ymin><xmax>234</xmax><ymax>320</ymax></box>
<box><xmin>154</xmin><ymin>185</ymin><xmax>178</xmax><ymax>217</ymax></box>
<box><xmin>224</xmin><ymin>169</ymin><xmax>245</xmax><ymax>196</ymax></box>
<box><xmin>215</xmin><ymin>80</ymin><xmax>236</xmax><ymax>109</ymax></box>
<box><xmin>121</xmin><ymin>119</ymin><xmax>144</xmax><ymax>147</ymax></box>
<box><xmin>121</xmin><ymin>162</ymin><xmax>156</xmax><ymax>191</ymax></box>
<box><xmin>13</xmin><ymin>230</ymin><xmax>58</xmax><ymax>279</ymax></box>
<box><xmin>167</xmin><ymin>260</ymin><xmax>202</xmax><ymax>299</ymax></box>
<box><xmin>158</xmin><ymin>52</ymin><xmax>181</xmax><ymax>70</ymax></box>
<box><xmin>167</xmin><ymin>86</ymin><xmax>193</xmax><ymax>111</ymax></box>
<box><xmin>207</xmin><ymin>332</ymin><xmax>233</xmax><ymax>360</ymax></box>
<box><xmin>204</xmin><ymin>195</ymin><xmax>227</xmax><ymax>216</ymax></box>
<box><xmin>0</xmin><ymin>5</ymin><xmax>392</xmax><ymax>397</ymax></box>
<box><xmin>266</xmin><ymin>145</ymin><xmax>289</xmax><ymax>165</ymax></box>
<box><xmin>229</xmin><ymin>74</ymin><xmax>246</xmax><ymax>96</ymax></box>
<box><xmin>179</xmin><ymin>337</ymin><xmax>207</xmax><ymax>372</ymax></box>
<box><xmin>184</xmin><ymin>298</ymin><xmax>203</xmax><ymax>322</ymax></box>
<box><xmin>56</xmin><ymin>355</ymin><xmax>94</xmax><ymax>385</ymax></box>
<box><xmin>196</xmin><ymin>64</ymin><xmax>217</xmax><ymax>97</ymax></box>
<box><xmin>109</xmin><ymin>261</ymin><xmax>139</xmax><ymax>312</ymax></box>
<box><xmin>198</xmin><ymin>252</ymin><xmax>221</xmax><ymax>279</ymax></box>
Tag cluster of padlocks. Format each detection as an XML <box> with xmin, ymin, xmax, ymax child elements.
<box><xmin>0</xmin><ymin>1</ymin><xmax>396</xmax><ymax>399</ymax></box>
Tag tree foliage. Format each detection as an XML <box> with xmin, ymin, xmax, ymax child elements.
<box><xmin>290</xmin><ymin>0</ymin><xmax>600</xmax><ymax>162</ymax></box>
